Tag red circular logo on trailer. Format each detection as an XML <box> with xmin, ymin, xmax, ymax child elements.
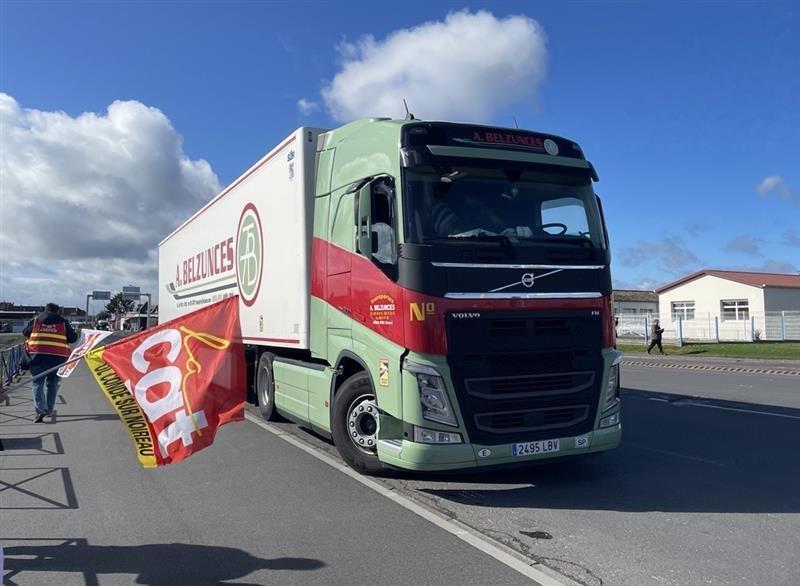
<box><xmin>236</xmin><ymin>203</ymin><xmax>264</xmax><ymax>307</ymax></box>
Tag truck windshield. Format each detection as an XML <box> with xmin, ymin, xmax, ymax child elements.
<box><xmin>402</xmin><ymin>166</ymin><xmax>606</xmax><ymax>248</ymax></box>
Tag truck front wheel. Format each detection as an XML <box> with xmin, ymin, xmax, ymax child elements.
<box><xmin>256</xmin><ymin>352</ymin><xmax>280</xmax><ymax>421</ymax></box>
<box><xmin>332</xmin><ymin>372</ymin><xmax>383</xmax><ymax>474</ymax></box>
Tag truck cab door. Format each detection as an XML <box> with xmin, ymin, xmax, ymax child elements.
<box><xmin>326</xmin><ymin>190</ymin><xmax>355</xmax><ymax>334</ymax></box>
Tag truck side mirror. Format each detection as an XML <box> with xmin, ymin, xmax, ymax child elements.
<box><xmin>357</xmin><ymin>183</ymin><xmax>372</xmax><ymax>255</ymax></box>
<box><xmin>595</xmin><ymin>193</ymin><xmax>610</xmax><ymax>251</ymax></box>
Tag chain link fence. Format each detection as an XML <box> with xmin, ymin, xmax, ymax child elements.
<box><xmin>615</xmin><ymin>311</ymin><xmax>800</xmax><ymax>344</ymax></box>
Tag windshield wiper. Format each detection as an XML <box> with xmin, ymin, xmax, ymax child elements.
<box><xmin>452</xmin><ymin>233</ymin><xmax>514</xmax><ymax>254</ymax></box>
<box><xmin>454</xmin><ymin>234</ymin><xmax>512</xmax><ymax>244</ymax></box>
<box><xmin>424</xmin><ymin>234</ymin><xmax>513</xmax><ymax>245</ymax></box>
<box><xmin>518</xmin><ymin>235</ymin><xmax>595</xmax><ymax>247</ymax></box>
<box><xmin>422</xmin><ymin>234</ymin><xmax>514</xmax><ymax>254</ymax></box>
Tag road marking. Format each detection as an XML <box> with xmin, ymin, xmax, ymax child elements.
<box><xmin>627</xmin><ymin>394</ymin><xmax>800</xmax><ymax>419</ymax></box>
<box><xmin>244</xmin><ymin>412</ymin><xmax>567</xmax><ymax>586</ymax></box>
<box><xmin>622</xmin><ymin>359</ymin><xmax>800</xmax><ymax>377</ymax></box>
<box><xmin>687</xmin><ymin>402</ymin><xmax>800</xmax><ymax>420</ymax></box>
<box><xmin>628</xmin><ymin>444</ymin><xmax>726</xmax><ymax>466</ymax></box>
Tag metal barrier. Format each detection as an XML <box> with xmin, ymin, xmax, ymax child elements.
<box><xmin>616</xmin><ymin>311</ymin><xmax>800</xmax><ymax>344</ymax></box>
<box><xmin>0</xmin><ymin>343</ymin><xmax>26</xmax><ymax>404</ymax></box>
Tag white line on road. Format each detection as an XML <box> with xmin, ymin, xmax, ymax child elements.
<box><xmin>627</xmin><ymin>394</ymin><xmax>800</xmax><ymax>420</ymax></box>
<box><xmin>627</xmin><ymin>444</ymin><xmax>726</xmax><ymax>466</ymax></box>
<box><xmin>687</xmin><ymin>402</ymin><xmax>800</xmax><ymax>420</ymax></box>
<box><xmin>244</xmin><ymin>412</ymin><xmax>568</xmax><ymax>586</ymax></box>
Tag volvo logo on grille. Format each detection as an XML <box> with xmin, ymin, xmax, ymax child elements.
<box><xmin>489</xmin><ymin>268</ymin><xmax>564</xmax><ymax>293</ymax></box>
<box><xmin>521</xmin><ymin>273</ymin><xmax>535</xmax><ymax>288</ymax></box>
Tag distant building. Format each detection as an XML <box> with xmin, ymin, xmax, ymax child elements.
<box><xmin>0</xmin><ymin>303</ymin><xmax>86</xmax><ymax>332</ymax></box>
<box><xmin>119</xmin><ymin>302</ymin><xmax>158</xmax><ymax>332</ymax></box>
<box><xmin>655</xmin><ymin>269</ymin><xmax>800</xmax><ymax>341</ymax></box>
<box><xmin>612</xmin><ymin>290</ymin><xmax>658</xmax><ymax>316</ymax></box>
<box><xmin>0</xmin><ymin>302</ymin><xmax>86</xmax><ymax>317</ymax></box>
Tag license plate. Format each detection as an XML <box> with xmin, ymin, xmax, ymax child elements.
<box><xmin>512</xmin><ymin>439</ymin><xmax>560</xmax><ymax>457</ymax></box>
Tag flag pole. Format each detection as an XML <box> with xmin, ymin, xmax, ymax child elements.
<box><xmin>2</xmin><ymin>354</ymin><xmax>95</xmax><ymax>396</ymax></box>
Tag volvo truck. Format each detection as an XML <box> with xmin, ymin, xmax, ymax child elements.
<box><xmin>158</xmin><ymin>119</ymin><xmax>622</xmax><ymax>473</ymax></box>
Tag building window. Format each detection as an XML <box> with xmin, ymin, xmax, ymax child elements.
<box><xmin>671</xmin><ymin>301</ymin><xmax>695</xmax><ymax>321</ymax></box>
<box><xmin>721</xmin><ymin>299</ymin><xmax>749</xmax><ymax>321</ymax></box>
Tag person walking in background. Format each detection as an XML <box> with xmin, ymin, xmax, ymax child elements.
<box><xmin>647</xmin><ymin>319</ymin><xmax>666</xmax><ymax>355</ymax></box>
<box><xmin>23</xmin><ymin>303</ymin><xmax>78</xmax><ymax>422</ymax></box>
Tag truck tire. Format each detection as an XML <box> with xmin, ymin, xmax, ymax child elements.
<box><xmin>256</xmin><ymin>352</ymin><xmax>280</xmax><ymax>421</ymax></box>
<box><xmin>331</xmin><ymin>372</ymin><xmax>383</xmax><ymax>474</ymax></box>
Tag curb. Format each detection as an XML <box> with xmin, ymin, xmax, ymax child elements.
<box><xmin>622</xmin><ymin>359</ymin><xmax>800</xmax><ymax>377</ymax></box>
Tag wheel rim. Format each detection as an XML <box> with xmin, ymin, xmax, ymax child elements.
<box><xmin>346</xmin><ymin>394</ymin><xmax>379</xmax><ymax>453</ymax></box>
<box><xmin>259</xmin><ymin>365</ymin><xmax>271</xmax><ymax>408</ymax></box>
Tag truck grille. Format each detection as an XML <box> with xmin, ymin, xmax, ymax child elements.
<box><xmin>475</xmin><ymin>405</ymin><xmax>590</xmax><ymax>434</ymax></box>
<box><xmin>446</xmin><ymin>310</ymin><xmax>604</xmax><ymax>445</ymax></box>
<box><xmin>486</xmin><ymin>318</ymin><xmax>571</xmax><ymax>338</ymax></box>
<box><xmin>465</xmin><ymin>371</ymin><xmax>595</xmax><ymax>400</ymax></box>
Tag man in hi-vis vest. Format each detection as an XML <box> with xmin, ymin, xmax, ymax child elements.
<box><xmin>23</xmin><ymin>303</ymin><xmax>78</xmax><ymax>422</ymax></box>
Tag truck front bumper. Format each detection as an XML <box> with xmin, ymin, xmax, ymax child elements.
<box><xmin>377</xmin><ymin>423</ymin><xmax>622</xmax><ymax>472</ymax></box>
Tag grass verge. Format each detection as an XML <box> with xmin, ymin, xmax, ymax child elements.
<box><xmin>617</xmin><ymin>341</ymin><xmax>800</xmax><ymax>360</ymax></box>
<box><xmin>0</xmin><ymin>333</ymin><xmax>26</xmax><ymax>349</ymax></box>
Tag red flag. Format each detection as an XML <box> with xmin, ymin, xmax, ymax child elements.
<box><xmin>86</xmin><ymin>297</ymin><xmax>245</xmax><ymax>467</ymax></box>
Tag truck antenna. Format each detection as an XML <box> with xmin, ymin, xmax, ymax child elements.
<box><xmin>403</xmin><ymin>99</ymin><xmax>416</xmax><ymax>121</ymax></box>
<box><xmin>513</xmin><ymin>116</ymin><xmax>519</xmax><ymax>129</ymax></box>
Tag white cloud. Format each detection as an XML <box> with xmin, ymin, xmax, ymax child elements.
<box><xmin>612</xmin><ymin>277</ymin><xmax>660</xmax><ymax>292</ymax></box>
<box><xmin>0</xmin><ymin>93</ymin><xmax>221</xmax><ymax>307</ymax></box>
<box><xmin>734</xmin><ymin>260</ymin><xmax>799</xmax><ymax>274</ymax></box>
<box><xmin>321</xmin><ymin>10</ymin><xmax>547</xmax><ymax>123</ymax></box>
<box><xmin>756</xmin><ymin>175</ymin><xmax>797</xmax><ymax>201</ymax></box>
<box><xmin>618</xmin><ymin>236</ymin><xmax>700</xmax><ymax>273</ymax></box>
<box><xmin>297</xmin><ymin>97</ymin><xmax>320</xmax><ymax>116</ymax></box>
<box><xmin>784</xmin><ymin>229</ymin><xmax>800</xmax><ymax>247</ymax></box>
<box><xmin>724</xmin><ymin>235</ymin><xmax>763</xmax><ymax>256</ymax></box>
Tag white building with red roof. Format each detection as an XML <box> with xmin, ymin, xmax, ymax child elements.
<box><xmin>655</xmin><ymin>270</ymin><xmax>800</xmax><ymax>341</ymax></box>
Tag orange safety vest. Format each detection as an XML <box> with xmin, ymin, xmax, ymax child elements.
<box><xmin>27</xmin><ymin>318</ymin><xmax>71</xmax><ymax>358</ymax></box>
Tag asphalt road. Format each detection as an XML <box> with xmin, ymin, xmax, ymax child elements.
<box><xmin>0</xmin><ymin>366</ymin><xmax>537</xmax><ymax>585</ymax></box>
<box><xmin>621</xmin><ymin>361</ymin><xmax>800</xmax><ymax>407</ymax></box>
<box><xmin>387</xmin><ymin>364</ymin><xmax>800</xmax><ymax>585</ymax></box>
<box><xmin>3</xmin><ymin>361</ymin><xmax>799</xmax><ymax>585</ymax></box>
<box><xmin>248</xmin><ymin>363</ymin><xmax>800</xmax><ymax>586</ymax></box>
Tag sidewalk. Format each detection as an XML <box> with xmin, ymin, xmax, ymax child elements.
<box><xmin>1</xmin><ymin>365</ymin><xmax>531</xmax><ymax>585</ymax></box>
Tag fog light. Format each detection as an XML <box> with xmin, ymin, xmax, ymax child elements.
<box><xmin>599</xmin><ymin>412</ymin><xmax>620</xmax><ymax>428</ymax></box>
<box><xmin>413</xmin><ymin>426</ymin><xmax>463</xmax><ymax>444</ymax></box>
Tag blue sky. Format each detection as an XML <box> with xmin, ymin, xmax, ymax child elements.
<box><xmin>1</xmin><ymin>1</ymin><xmax>798</xmax><ymax>305</ymax></box>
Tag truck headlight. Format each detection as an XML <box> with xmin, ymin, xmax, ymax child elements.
<box><xmin>603</xmin><ymin>350</ymin><xmax>623</xmax><ymax>410</ymax></box>
<box><xmin>604</xmin><ymin>364</ymin><xmax>620</xmax><ymax>408</ymax></box>
<box><xmin>403</xmin><ymin>359</ymin><xmax>458</xmax><ymax>427</ymax></box>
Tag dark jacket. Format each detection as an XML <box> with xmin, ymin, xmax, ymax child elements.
<box><xmin>650</xmin><ymin>324</ymin><xmax>664</xmax><ymax>341</ymax></box>
<box><xmin>23</xmin><ymin>311</ymin><xmax>79</xmax><ymax>368</ymax></box>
